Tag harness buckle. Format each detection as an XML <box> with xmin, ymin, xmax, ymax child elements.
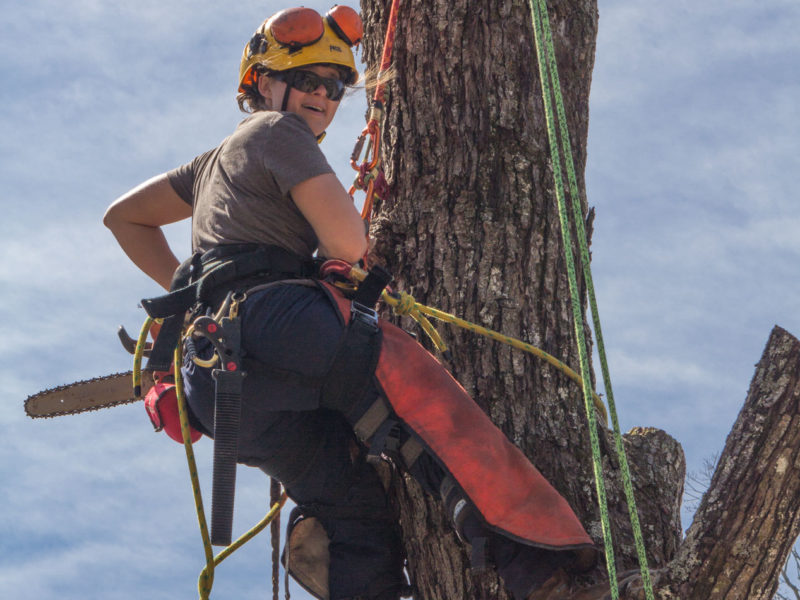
<box><xmin>350</xmin><ymin>301</ymin><xmax>379</xmax><ymax>330</ymax></box>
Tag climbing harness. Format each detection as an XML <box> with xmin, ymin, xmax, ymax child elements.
<box><xmin>133</xmin><ymin>247</ymin><xmax>607</xmax><ymax>598</ymax></box>
<box><xmin>527</xmin><ymin>0</ymin><xmax>655</xmax><ymax>597</ymax></box>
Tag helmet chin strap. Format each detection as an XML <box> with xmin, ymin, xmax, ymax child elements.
<box><xmin>280</xmin><ymin>83</ymin><xmax>292</xmax><ymax>112</ymax></box>
<box><xmin>277</xmin><ymin>73</ymin><xmax>326</xmax><ymax>143</ymax></box>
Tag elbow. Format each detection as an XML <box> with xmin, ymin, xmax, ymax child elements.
<box><xmin>102</xmin><ymin>197</ymin><xmax>135</xmax><ymax>235</ymax></box>
<box><xmin>102</xmin><ymin>204</ymin><xmax>119</xmax><ymax>232</ymax></box>
<box><xmin>323</xmin><ymin>235</ymin><xmax>368</xmax><ymax>264</ymax></box>
<box><xmin>346</xmin><ymin>237</ymin><xmax>368</xmax><ymax>264</ymax></box>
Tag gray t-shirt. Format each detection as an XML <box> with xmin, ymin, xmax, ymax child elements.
<box><xmin>167</xmin><ymin>111</ymin><xmax>334</xmax><ymax>257</ymax></box>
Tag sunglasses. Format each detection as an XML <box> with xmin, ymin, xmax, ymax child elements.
<box><xmin>268</xmin><ymin>5</ymin><xmax>363</xmax><ymax>49</ymax></box>
<box><xmin>274</xmin><ymin>69</ymin><xmax>347</xmax><ymax>101</ymax></box>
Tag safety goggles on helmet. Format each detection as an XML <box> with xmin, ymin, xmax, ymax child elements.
<box><xmin>273</xmin><ymin>69</ymin><xmax>347</xmax><ymax>101</ymax></box>
<box><xmin>270</xmin><ymin>5</ymin><xmax>362</xmax><ymax>49</ymax></box>
<box><xmin>239</xmin><ymin>6</ymin><xmax>362</xmax><ymax>94</ymax></box>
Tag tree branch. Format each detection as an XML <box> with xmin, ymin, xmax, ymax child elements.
<box><xmin>662</xmin><ymin>326</ymin><xmax>800</xmax><ymax>599</ymax></box>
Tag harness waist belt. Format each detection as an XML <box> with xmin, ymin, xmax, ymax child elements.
<box><xmin>142</xmin><ymin>244</ymin><xmax>318</xmax><ymax>371</ymax></box>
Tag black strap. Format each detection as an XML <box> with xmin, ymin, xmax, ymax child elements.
<box><xmin>196</xmin><ymin>245</ymin><xmax>318</xmax><ymax>304</ymax></box>
<box><xmin>320</xmin><ymin>309</ymin><xmax>382</xmax><ymax>420</ymax></box>
<box><xmin>210</xmin><ymin>367</ymin><xmax>244</xmax><ymax>546</ymax></box>
<box><xmin>318</xmin><ymin>265</ymin><xmax>389</xmax><ymax>419</ymax></box>
<box><xmin>297</xmin><ymin>501</ymin><xmax>393</xmax><ymax>522</ymax></box>
<box><xmin>353</xmin><ymin>264</ymin><xmax>392</xmax><ymax>307</ymax></box>
<box><xmin>141</xmin><ymin>252</ymin><xmax>201</xmax><ymax>318</ymax></box>
<box><xmin>366</xmin><ymin>418</ymin><xmax>401</xmax><ymax>462</ymax></box>
<box><xmin>143</xmin><ymin>253</ymin><xmax>201</xmax><ymax>371</ymax></box>
<box><xmin>142</xmin><ymin>245</ymin><xmax>316</xmax><ymax>372</ymax></box>
<box><xmin>191</xmin><ymin>313</ymin><xmax>246</xmax><ymax>547</ymax></box>
<box><xmin>144</xmin><ymin>245</ymin><xmax>315</xmax><ymax>319</ymax></box>
<box><xmin>470</xmin><ymin>537</ymin><xmax>491</xmax><ymax>573</ymax></box>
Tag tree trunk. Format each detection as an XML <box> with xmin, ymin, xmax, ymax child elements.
<box><xmin>359</xmin><ymin>1</ymin><xmax>800</xmax><ymax>598</ymax></box>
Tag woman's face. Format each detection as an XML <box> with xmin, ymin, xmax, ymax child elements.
<box><xmin>259</xmin><ymin>64</ymin><xmax>343</xmax><ymax>137</ymax></box>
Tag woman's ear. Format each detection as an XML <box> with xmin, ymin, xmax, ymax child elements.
<box><xmin>256</xmin><ymin>72</ymin><xmax>273</xmax><ymax>108</ymax></box>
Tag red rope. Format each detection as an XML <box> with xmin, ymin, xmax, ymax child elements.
<box><xmin>349</xmin><ymin>0</ymin><xmax>402</xmax><ymax>264</ymax></box>
<box><xmin>373</xmin><ymin>0</ymin><xmax>401</xmax><ymax>105</ymax></box>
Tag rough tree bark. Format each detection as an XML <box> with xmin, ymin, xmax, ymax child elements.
<box><xmin>358</xmin><ymin>1</ymin><xmax>800</xmax><ymax>598</ymax></box>
<box><xmin>656</xmin><ymin>326</ymin><xmax>800</xmax><ymax>600</ymax></box>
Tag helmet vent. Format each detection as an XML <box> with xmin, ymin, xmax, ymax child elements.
<box><xmin>248</xmin><ymin>33</ymin><xmax>268</xmax><ymax>59</ymax></box>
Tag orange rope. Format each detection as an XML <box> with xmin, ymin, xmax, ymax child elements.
<box><xmin>373</xmin><ymin>0</ymin><xmax>400</xmax><ymax>104</ymax></box>
<box><xmin>350</xmin><ymin>0</ymin><xmax>402</xmax><ymax>263</ymax></box>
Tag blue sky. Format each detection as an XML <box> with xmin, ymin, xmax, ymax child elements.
<box><xmin>2</xmin><ymin>1</ymin><xmax>798</xmax><ymax>598</ymax></box>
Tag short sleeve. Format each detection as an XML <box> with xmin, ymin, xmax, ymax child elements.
<box><xmin>259</xmin><ymin>113</ymin><xmax>334</xmax><ymax>195</ymax></box>
<box><xmin>166</xmin><ymin>149</ymin><xmax>216</xmax><ymax>206</ymax></box>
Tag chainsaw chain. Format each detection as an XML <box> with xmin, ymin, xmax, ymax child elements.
<box><xmin>24</xmin><ymin>371</ymin><xmax>140</xmax><ymax>419</ymax></box>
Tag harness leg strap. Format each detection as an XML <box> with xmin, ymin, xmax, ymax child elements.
<box><xmin>210</xmin><ymin>368</ymin><xmax>244</xmax><ymax>546</ymax></box>
<box><xmin>321</xmin><ymin>301</ymin><xmax>383</xmax><ymax>421</ymax></box>
<box><xmin>192</xmin><ymin>312</ymin><xmax>247</xmax><ymax>547</ymax></box>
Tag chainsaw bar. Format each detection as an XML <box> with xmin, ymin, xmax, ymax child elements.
<box><xmin>24</xmin><ymin>371</ymin><xmax>155</xmax><ymax>419</ymax></box>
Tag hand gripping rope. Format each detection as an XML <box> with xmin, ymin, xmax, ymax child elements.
<box><xmin>528</xmin><ymin>0</ymin><xmax>655</xmax><ymax>597</ymax></box>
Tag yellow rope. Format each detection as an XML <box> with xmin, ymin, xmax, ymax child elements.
<box><xmin>349</xmin><ymin>266</ymin><xmax>608</xmax><ymax>423</ymax></box>
<box><xmin>132</xmin><ymin>316</ymin><xmax>288</xmax><ymax>599</ymax></box>
<box><xmin>172</xmin><ymin>344</ymin><xmax>216</xmax><ymax>598</ymax></box>
<box><xmin>174</xmin><ymin>343</ymin><xmax>289</xmax><ymax>599</ymax></box>
<box><xmin>198</xmin><ymin>492</ymin><xmax>288</xmax><ymax>580</ymax></box>
<box><xmin>132</xmin><ymin>316</ymin><xmax>154</xmax><ymax>397</ymax></box>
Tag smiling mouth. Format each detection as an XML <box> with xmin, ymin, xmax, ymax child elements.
<box><xmin>303</xmin><ymin>105</ymin><xmax>324</xmax><ymax>113</ymax></box>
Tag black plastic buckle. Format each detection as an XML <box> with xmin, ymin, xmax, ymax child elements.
<box><xmin>350</xmin><ymin>301</ymin><xmax>379</xmax><ymax>330</ymax></box>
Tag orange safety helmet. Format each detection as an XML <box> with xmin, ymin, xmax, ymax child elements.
<box><xmin>238</xmin><ymin>5</ymin><xmax>362</xmax><ymax>93</ymax></box>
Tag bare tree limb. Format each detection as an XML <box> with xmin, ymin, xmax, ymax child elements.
<box><xmin>660</xmin><ymin>326</ymin><xmax>800</xmax><ymax>600</ymax></box>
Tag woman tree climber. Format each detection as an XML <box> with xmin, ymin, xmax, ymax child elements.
<box><xmin>103</xmin><ymin>5</ymin><xmax>615</xmax><ymax>599</ymax></box>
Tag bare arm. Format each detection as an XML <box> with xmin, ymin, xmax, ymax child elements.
<box><xmin>103</xmin><ymin>173</ymin><xmax>192</xmax><ymax>290</ymax></box>
<box><xmin>290</xmin><ymin>173</ymin><xmax>367</xmax><ymax>263</ymax></box>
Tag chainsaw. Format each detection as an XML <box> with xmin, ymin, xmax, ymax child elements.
<box><xmin>24</xmin><ymin>326</ymin><xmax>156</xmax><ymax>419</ymax></box>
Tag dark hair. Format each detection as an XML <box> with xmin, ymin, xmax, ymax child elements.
<box><xmin>237</xmin><ymin>64</ymin><xmax>270</xmax><ymax>113</ymax></box>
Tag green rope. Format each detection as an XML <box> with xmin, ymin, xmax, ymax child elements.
<box><xmin>527</xmin><ymin>1</ymin><xmax>655</xmax><ymax>598</ymax></box>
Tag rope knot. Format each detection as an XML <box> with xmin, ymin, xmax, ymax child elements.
<box><xmin>393</xmin><ymin>292</ymin><xmax>416</xmax><ymax>316</ymax></box>
<box><xmin>373</xmin><ymin>171</ymin><xmax>389</xmax><ymax>200</ymax></box>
